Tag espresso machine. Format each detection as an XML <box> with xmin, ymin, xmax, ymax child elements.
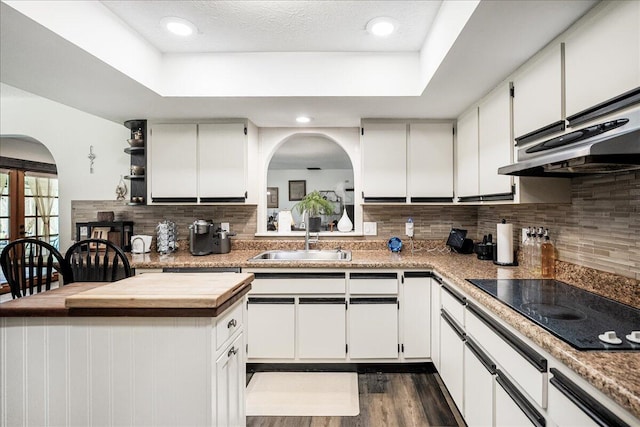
<box><xmin>189</xmin><ymin>220</ymin><xmax>215</xmax><ymax>255</ymax></box>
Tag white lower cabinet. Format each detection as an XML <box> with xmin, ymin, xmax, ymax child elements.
<box><xmin>298</xmin><ymin>298</ymin><xmax>346</xmax><ymax>359</ymax></box>
<box><xmin>466</xmin><ymin>303</ymin><xmax>547</xmax><ymax>409</ymax></box>
<box><xmin>0</xmin><ymin>302</ymin><xmax>247</xmax><ymax>427</ymax></box>
<box><xmin>430</xmin><ymin>275</ymin><xmax>442</xmax><ymax>369</ymax></box>
<box><xmin>439</xmin><ymin>309</ymin><xmax>465</xmax><ymax>412</ymax></box>
<box><xmin>463</xmin><ymin>338</ymin><xmax>495</xmax><ymax>427</ymax></box>
<box><xmin>216</xmin><ymin>333</ymin><xmax>245</xmax><ymax>427</ymax></box>
<box><xmin>402</xmin><ymin>272</ymin><xmax>432</xmax><ymax>358</ymax></box>
<box><xmin>349</xmin><ymin>297</ymin><xmax>399</xmax><ymax>359</ymax></box>
<box><xmin>548</xmin><ymin>367</ymin><xmax>631</xmax><ymax>427</ymax></box>
<box><xmin>495</xmin><ymin>372</ymin><xmax>545</xmax><ymax>427</ymax></box>
<box><xmin>246</xmin><ymin>297</ymin><xmax>295</xmax><ymax>359</ymax></box>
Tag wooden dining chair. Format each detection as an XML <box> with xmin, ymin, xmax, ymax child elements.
<box><xmin>0</xmin><ymin>238</ymin><xmax>74</xmax><ymax>299</ymax></box>
<box><xmin>64</xmin><ymin>238</ymin><xmax>132</xmax><ymax>282</ymax></box>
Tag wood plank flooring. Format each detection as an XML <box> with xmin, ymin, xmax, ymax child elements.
<box><xmin>247</xmin><ymin>371</ymin><xmax>465</xmax><ymax>427</ymax></box>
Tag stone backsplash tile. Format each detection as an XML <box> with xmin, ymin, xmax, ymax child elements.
<box><xmin>71</xmin><ymin>171</ymin><xmax>639</xmax><ymax>280</ymax></box>
<box><xmin>363</xmin><ymin>205</ymin><xmax>478</xmax><ymax>240</ymax></box>
<box><xmin>71</xmin><ymin>202</ymin><xmax>257</xmax><ymax>240</ymax></box>
<box><xmin>477</xmin><ymin>171</ymin><xmax>640</xmax><ymax>280</ymax></box>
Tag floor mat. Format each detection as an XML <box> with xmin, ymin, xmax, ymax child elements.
<box><xmin>246</xmin><ymin>372</ymin><xmax>360</xmax><ymax>416</ymax></box>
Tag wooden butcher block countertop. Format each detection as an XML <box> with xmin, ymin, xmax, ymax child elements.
<box><xmin>65</xmin><ymin>272</ymin><xmax>253</xmax><ymax>308</ymax></box>
<box><xmin>0</xmin><ymin>273</ymin><xmax>253</xmax><ymax>317</ymax></box>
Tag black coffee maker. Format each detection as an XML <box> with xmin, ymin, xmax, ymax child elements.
<box><xmin>189</xmin><ymin>220</ymin><xmax>214</xmax><ymax>256</ymax></box>
<box><xmin>211</xmin><ymin>222</ymin><xmax>235</xmax><ymax>254</ymax></box>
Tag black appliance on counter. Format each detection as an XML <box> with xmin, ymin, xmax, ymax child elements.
<box><xmin>189</xmin><ymin>220</ymin><xmax>234</xmax><ymax>256</ymax></box>
<box><xmin>466</xmin><ymin>279</ymin><xmax>640</xmax><ymax>351</ymax></box>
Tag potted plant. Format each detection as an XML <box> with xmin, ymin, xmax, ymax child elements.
<box><xmin>294</xmin><ymin>190</ymin><xmax>336</xmax><ymax>232</ymax></box>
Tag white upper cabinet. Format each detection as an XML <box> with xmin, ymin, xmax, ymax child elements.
<box><xmin>455</xmin><ymin>84</ymin><xmax>513</xmax><ymax>201</ymax></box>
<box><xmin>408</xmin><ymin>123</ymin><xmax>454</xmax><ymax>201</ymax></box>
<box><xmin>478</xmin><ymin>83</ymin><xmax>513</xmax><ymax>197</ymax></box>
<box><xmin>150</xmin><ymin>124</ymin><xmax>198</xmax><ymax>201</ymax></box>
<box><xmin>361</xmin><ymin>122</ymin><xmax>407</xmax><ymax>200</ymax></box>
<box><xmin>455</xmin><ymin>106</ymin><xmax>479</xmax><ymax>199</ymax></box>
<box><xmin>198</xmin><ymin>123</ymin><xmax>247</xmax><ymax>201</ymax></box>
<box><xmin>512</xmin><ymin>44</ymin><xmax>563</xmax><ymax>139</ymax></box>
<box><xmin>564</xmin><ymin>0</ymin><xmax>640</xmax><ymax>116</ymax></box>
<box><xmin>149</xmin><ymin>121</ymin><xmax>255</xmax><ymax>203</ymax></box>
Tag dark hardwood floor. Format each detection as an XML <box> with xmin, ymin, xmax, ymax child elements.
<box><xmin>246</xmin><ymin>371</ymin><xmax>465</xmax><ymax>427</ymax></box>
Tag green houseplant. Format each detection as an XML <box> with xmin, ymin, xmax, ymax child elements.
<box><xmin>294</xmin><ymin>190</ymin><xmax>336</xmax><ymax>232</ymax></box>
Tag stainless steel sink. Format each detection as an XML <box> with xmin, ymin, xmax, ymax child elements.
<box><xmin>249</xmin><ymin>249</ymin><xmax>351</xmax><ymax>262</ymax></box>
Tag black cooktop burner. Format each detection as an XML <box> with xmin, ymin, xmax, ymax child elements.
<box><xmin>466</xmin><ymin>279</ymin><xmax>640</xmax><ymax>351</ymax></box>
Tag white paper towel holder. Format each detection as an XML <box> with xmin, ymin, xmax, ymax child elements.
<box><xmin>493</xmin><ymin>219</ymin><xmax>519</xmax><ymax>266</ymax></box>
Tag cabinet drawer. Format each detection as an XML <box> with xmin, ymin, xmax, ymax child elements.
<box><xmin>216</xmin><ymin>301</ymin><xmax>243</xmax><ymax>350</ymax></box>
<box><xmin>441</xmin><ymin>282</ymin><xmax>466</xmax><ymax>326</ymax></box>
<box><xmin>251</xmin><ymin>273</ymin><xmax>346</xmax><ymax>294</ymax></box>
<box><xmin>548</xmin><ymin>368</ymin><xmax>629</xmax><ymax>427</ymax></box>
<box><xmin>466</xmin><ymin>303</ymin><xmax>548</xmax><ymax>408</ymax></box>
<box><xmin>349</xmin><ymin>273</ymin><xmax>398</xmax><ymax>294</ymax></box>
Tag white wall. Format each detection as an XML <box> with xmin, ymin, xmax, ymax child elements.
<box><xmin>267</xmin><ymin>168</ymin><xmax>353</xmax><ymax>225</ymax></box>
<box><xmin>0</xmin><ymin>83</ymin><xmax>130</xmax><ymax>250</ymax></box>
<box><xmin>0</xmin><ymin>137</ymin><xmax>56</xmax><ymax>164</ymax></box>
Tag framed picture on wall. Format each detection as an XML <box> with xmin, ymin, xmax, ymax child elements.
<box><xmin>289</xmin><ymin>180</ymin><xmax>306</xmax><ymax>201</ymax></box>
<box><xmin>267</xmin><ymin>187</ymin><xmax>279</xmax><ymax>208</ymax></box>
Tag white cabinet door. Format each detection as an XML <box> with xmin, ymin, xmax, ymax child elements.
<box><xmin>565</xmin><ymin>1</ymin><xmax>640</xmax><ymax>116</ymax></box>
<box><xmin>216</xmin><ymin>334</ymin><xmax>245</xmax><ymax>427</ymax></box>
<box><xmin>455</xmin><ymin>107</ymin><xmax>479</xmax><ymax>198</ymax></box>
<box><xmin>495</xmin><ymin>374</ymin><xmax>542</xmax><ymax>427</ymax></box>
<box><xmin>247</xmin><ymin>298</ymin><xmax>295</xmax><ymax>359</ymax></box>
<box><xmin>150</xmin><ymin>124</ymin><xmax>197</xmax><ymax>200</ymax></box>
<box><xmin>349</xmin><ymin>298</ymin><xmax>398</xmax><ymax>359</ymax></box>
<box><xmin>361</xmin><ymin>122</ymin><xmax>407</xmax><ymax>199</ymax></box>
<box><xmin>513</xmin><ymin>44</ymin><xmax>563</xmax><ymax>139</ymax></box>
<box><xmin>439</xmin><ymin>310</ymin><xmax>464</xmax><ymax>413</ymax></box>
<box><xmin>430</xmin><ymin>277</ymin><xmax>442</xmax><ymax>369</ymax></box>
<box><xmin>198</xmin><ymin>123</ymin><xmax>247</xmax><ymax>201</ymax></box>
<box><xmin>298</xmin><ymin>298</ymin><xmax>346</xmax><ymax>359</ymax></box>
<box><xmin>402</xmin><ymin>273</ymin><xmax>431</xmax><ymax>358</ymax></box>
<box><xmin>408</xmin><ymin>123</ymin><xmax>454</xmax><ymax>200</ymax></box>
<box><xmin>463</xmin><ymin>341</ymin><xmax>495</xmax><ymax>427</ymax></box>
<box><xmin>478</xmin><ymin>83</ymin><xmax>513</xmax><ymax>196</ymax></box>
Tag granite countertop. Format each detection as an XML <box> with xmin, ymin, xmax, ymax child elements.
<box><xmin>128</xmin><ymin>247</ymin><xmax>640</xmax><ymax>419</ymax></box>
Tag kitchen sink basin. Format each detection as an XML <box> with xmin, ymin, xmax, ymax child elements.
<box><xmin>249</xmin><ymin>249</ymin><xmax>351</xmax><ymax>262</ymax></box>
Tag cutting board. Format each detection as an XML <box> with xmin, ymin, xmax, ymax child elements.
<box><xmin>65</xmin><ymin>272</ymin><xmax>254</xmax><ymax>309</ymax></box>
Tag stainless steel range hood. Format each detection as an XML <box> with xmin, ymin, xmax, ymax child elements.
<box><xmin>499</xmin><ymin>107</ymin><xmax>640</xmax><ymax>177</ymax></box>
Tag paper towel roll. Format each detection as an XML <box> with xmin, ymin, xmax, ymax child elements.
<box><xmin>497</xmin><ymin>222</ymin><xmax>514</xmax><ymax>264</ymax></box>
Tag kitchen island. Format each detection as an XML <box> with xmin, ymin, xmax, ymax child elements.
<box><xmin>129</xmin><ymin>245</ymin><xmax>640</xmax><ymax>424</ymax></box>
<box><xmin>0</xmin><ymin>272</ymin><xmax>253</xmax><ymax>427</ymax></box>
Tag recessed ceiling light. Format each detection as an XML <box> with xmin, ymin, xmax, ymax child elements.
<box><xmin>366</xmin><ymin>17</ymin><xmax>397</xmax><ymax>37</ymax></box>
<box><xmin>296</xmin><ymin>116</ymin><xmax>312</xmax><ymax>124</ymax></box>
<box><xmin>161</xmin><ymin>17</ymin><xmax>197</xmax><ymax>37</ymax></box>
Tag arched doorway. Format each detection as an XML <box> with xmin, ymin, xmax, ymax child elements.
<box><xmin>0</xmin><ymin>135</ymin><xmax>59</xmax><ymax>249</ymax></box>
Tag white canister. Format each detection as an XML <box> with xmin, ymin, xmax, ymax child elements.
<box><xmin>131</xmin><ymin>235</ymin><xmax>153</xmax><ymax>253</ymax></box>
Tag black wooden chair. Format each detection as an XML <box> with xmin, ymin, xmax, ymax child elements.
<box><xmin>0</xmin><ymin>238</ymin><xmax>74</xmax><ymax>299</ymax></box>
<box><xmin>64</xmin><ymin>239</ymin><xmax>132</xmax><ymax>282</ymax></box>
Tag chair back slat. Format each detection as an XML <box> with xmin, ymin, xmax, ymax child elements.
<box><xmin>64</xmin><ymin>239</ymin><xmax>131</xmax><ymax>283</ymax></box>
<box><xmin>0</xmin><ymin>238</ymin><xmax>73</xmax><ymax>299</ymax></box>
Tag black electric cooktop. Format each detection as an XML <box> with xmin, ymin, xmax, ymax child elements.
<box><xmin>466</xmin><ymin>279</ymin><xmax>640</xmax><ymax>351</ymax></box>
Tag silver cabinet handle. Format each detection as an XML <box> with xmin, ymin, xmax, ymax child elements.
<box><xmin>227</xmin><ymin>318</ymin><xmax>237</xmax><ymax>329</ymax></box>
<box><xmin>228</xmin><ymin>346</ymin><xmax>237</xmax><ymax>357</ymax></box>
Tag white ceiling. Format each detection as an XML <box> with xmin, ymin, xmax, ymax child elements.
<box><xmin>0</xmin><ymin>0</ymin><xmax>598</xmax><ymax>128</ymax></box>
<box><xmin>101</xmin><ymin>0</ymin><xmax>442</xmax><ymax>53</ymax></box>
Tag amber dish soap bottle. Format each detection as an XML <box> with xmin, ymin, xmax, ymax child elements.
<box><xmin>541</xmin><ymin>228</ymin><xmax>555</xmax><ymax>279</ymax></box>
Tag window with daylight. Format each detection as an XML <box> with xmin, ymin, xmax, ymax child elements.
<box><xmin>0</xmin><ymin>170</ymin><xmax>59</xmax><ymax>251</ymax></box>
<box><xmin>0</xmin><ymin>171</ymin><xmax>9</xmax><ymax>251</ymax></box>
<box><xmin>24</xmin><ymin>173</ymin><xmax>59</xmax><ymax>248</ymax></box>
